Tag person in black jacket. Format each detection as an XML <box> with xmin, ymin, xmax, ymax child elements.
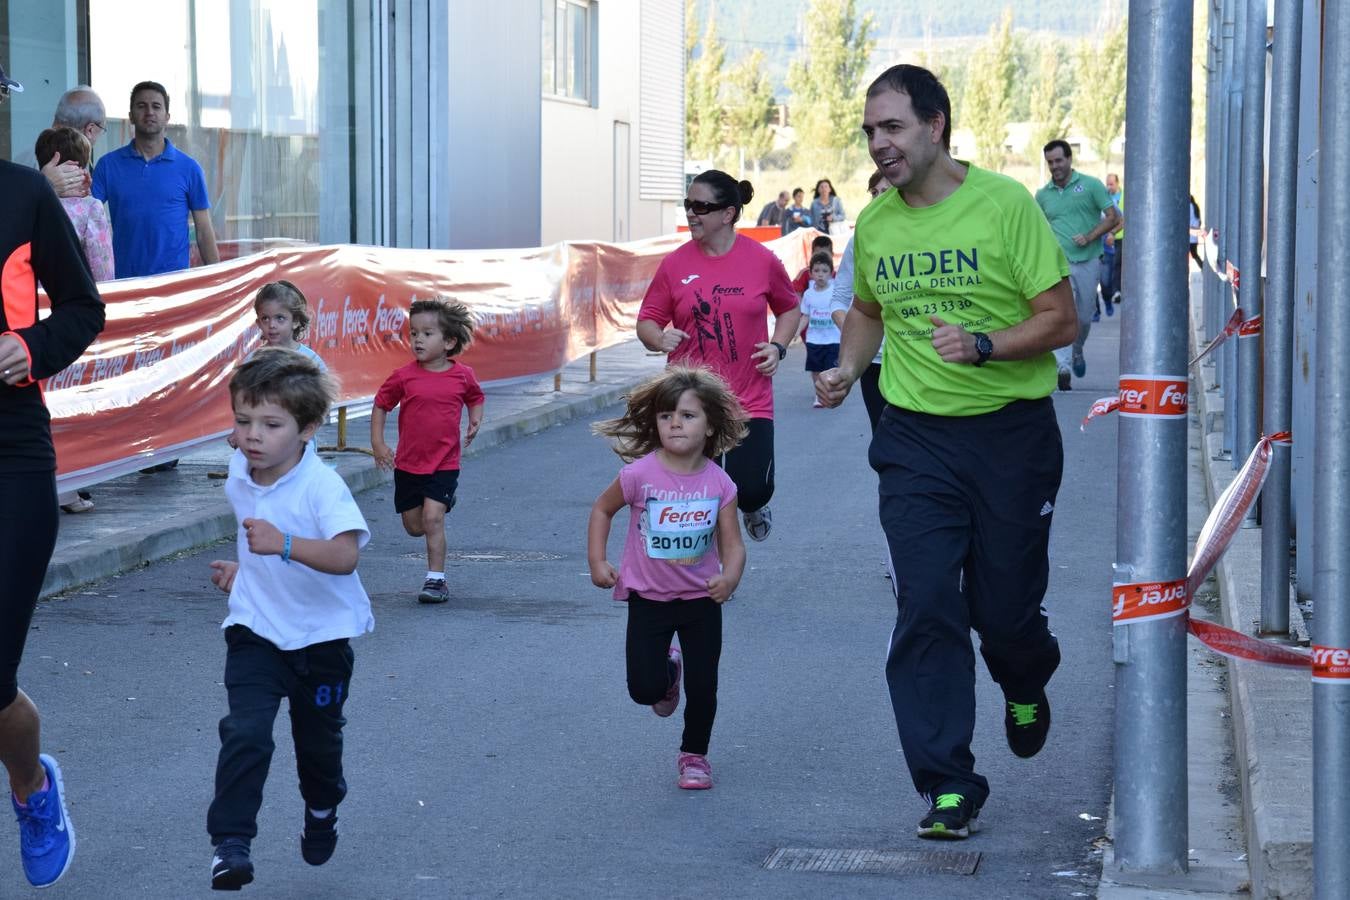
<box><xmin>0</xmin><ymin>61</ymin><xmax>105</xmax><ymax>889</ymax></box>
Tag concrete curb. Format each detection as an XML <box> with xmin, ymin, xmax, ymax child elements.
<box><xmin>1192</xmin><ymin>326</ymin><xmax>1312</xmax><ymax>898</ymax></box>
<box><xmin>39</xmin><ymin>378</ymin><xmax>640</xmax><ymax>600</ymax></box>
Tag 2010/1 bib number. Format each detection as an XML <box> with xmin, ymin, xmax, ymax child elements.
<box><xmin>644</xmin><ymin>497</ymin><xmax>719</xmax><ymax>564</ymax></box>
<box><xmin>649</xmin><ymin>532</ymin><xmax>713</xmax><ymax>554</ymax></box>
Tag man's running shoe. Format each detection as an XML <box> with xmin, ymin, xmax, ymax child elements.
<box><xmin>417</xmin><ymin>577</ymin><xmax>449</xmax><ymax>604</ymax></box>
<box><xmin>652</xmin><ymin>647</ymin><xmax>682</xmax><ymax>717</ymax></box>
<box><xmin>1057</xmin><ymin>369</ymin><xmax>1072</xmax><ymax>392</ymax></box>
<box><xmin>917</xmin><ymin>792</ymin><xmax>980</xmax><ymax>840</ymax></box>
<box><xmin>211</xmin><ymin>838</ymin><xmax>254</xmax><ymax>890</ymax></box>
<box><xmin>1072</xmin><ymin>353</ymin><xmax>1087</xmax><ymax>378</ymax></box>
<box><xmin>1005</xmin><ymin>689</ymin><xmax>1051</xmax><ymax>758</ymax></box>
<box><xmin>301</xmin><ymin>808</ymin><xmax>338</xmax><ymax>866</ymax></box>
<box><xmin>13</xmin><ymin>754</ymin><xmax>76</xmax><ymax>887</ymax></box>
<box><xmin>677</xmin><ymin>752</ymin><xmax>713</xmax><ymax>790</ymax></box>
<box><xmin>743</xmin><ymin>506</ymin><xmax>772</xmax><ymax>541</ymax></box>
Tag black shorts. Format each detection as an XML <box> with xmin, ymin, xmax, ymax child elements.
<box><xmin>393</xmin><ymin>468</ymin><xmax>459</xmax><ymax>514</ymax></box>
<box><xmin>804</xmin><ymin>342</ymin><xmax>840</xmax><ymax>372</ymax></box>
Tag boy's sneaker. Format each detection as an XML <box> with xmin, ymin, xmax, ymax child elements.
<box><xmin>12</xmin><ymin>753</ymin><xmax>76</xmax><ymax>888</ymax></box>
<box><xmin>652</xmin><ymin>647</ymin><xmax>682</xmax><ymax>717</ymax></box>
<box><xmin>211</xmin><ymin>838</ymin><xmax>254</xmax><ymax>890</ymax></box>
<box><xmin>1057</xmin><ymin>368</ymin><xmax>1072</xmax><ymax>392</ymax></box>
<box><xmin>300</xmin><ymin>808</ymin><xmax>338</xmax><ymax>866</ymax></box>
<box><xmin>1072</xmin><ymin>353</ymin><xmax>1087</xmax><ymax>378</ymax></box>
<box><xmin>677</xmin><ymin>752</ymin><xmax>713</xmax><ymax>790</ymax></box>
<box><xmin>917</xmin><ymin>792</ymin><xmax>980</xmax><ymax>840</ymax></box>
<box><xmin>417</xmin><ymin>577</ymin><xmax>449</xmax><ymax>604</ymax></box>
<box><xmin>1005</xmin><ymin>689</ymin><xmax>1051</xmax><ymax>758</ymax></box>
<box><xmin>742</xmin><ymin>506</ymin><xmax>772</xmax><ymax>541</ymax></box>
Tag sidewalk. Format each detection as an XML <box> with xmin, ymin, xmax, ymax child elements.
<box><xmin>1188</xmin><ymin>289</ymin><xmax>1313</xmax><ymax>899</ymax></box>
<box><xmin>40</xmin><ymin>341</ymin><xmax>667</xmax><ymax>599</ymax></box>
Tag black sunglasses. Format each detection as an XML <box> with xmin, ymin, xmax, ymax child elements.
<box><xmin>683</xmin><ymin>199</ymin><xmax>733</xmax><ymax>215</ymax></box>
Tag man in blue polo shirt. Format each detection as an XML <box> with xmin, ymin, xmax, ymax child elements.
<box><xmin>92</xmin><ymin>80</ymin><xmax>219</xmax><ymax>279</ymax></box>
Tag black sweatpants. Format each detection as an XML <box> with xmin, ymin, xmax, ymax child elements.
<box><xmin>625</xmin><ymin>595</ymin><xmax>722</xmax><ymax>756</ymax></box>
<box><xmin>859</xmin><ymin>363</ymin><xmax>885</xmax><ymax>434</ymax></box>
<box><xmin>207</xmin><ymin>625</ymin><xmax>355</xmax><ymax>843</ymax></box>
<box><xmin>870</xmin><ymin>398</ymin><xmax>1063</xmax><ymax>808</ymax></box>
<box><xmin>718</xmin><ymin>417</ymin><xmax>773</xmax><ymax>513</ymax></box>
<box><xmin>0</xmin><ymin>472</ymin><xmax>57</xmax><ymax>709</ymax></box>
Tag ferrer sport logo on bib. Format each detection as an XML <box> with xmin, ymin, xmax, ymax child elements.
<box><xmin>643</xmin><ymin>498</ymin><xmax>719</xmax><ymax>566</ymax></box>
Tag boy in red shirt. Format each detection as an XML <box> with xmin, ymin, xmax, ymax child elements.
<box><xmin>372</xmin><ymin>298</ymin><xmax>485</xmax><ymax>604</ymax></box>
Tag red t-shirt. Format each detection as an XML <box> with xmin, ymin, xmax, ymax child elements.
<box><xmin>792</xmin><ymin>267</ymin><xmax>811</xmax><ymax>295</ymax></box>
<box><xmin>373</xmin><ymin>360</ymin><xmax>485</xmax><ymax>473</ymax></box>
<box><xmin>638</xmin><ymin>235</ymin><xmax>799</xmax><ymax>418</ymax></box>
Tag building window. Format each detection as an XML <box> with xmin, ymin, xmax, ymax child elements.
<box><xmin>542</xmin><ymin>0</ymin><xmax>595</xmax><ymax>104</ymax></box>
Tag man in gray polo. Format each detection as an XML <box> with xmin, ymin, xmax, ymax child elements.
<box><xmin>1035</xmin><ymin>140</ymin><xmax>1121</xmax><ymax>390</ymax></box>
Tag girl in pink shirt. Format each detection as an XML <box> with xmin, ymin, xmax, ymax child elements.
<box><xmin>588</xmin><ymin>367</ymin><xmax>747</xmax><ymax>790</ymax></box>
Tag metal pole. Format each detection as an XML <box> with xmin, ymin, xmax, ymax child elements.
<box><xmin>1209</xmin><ymin>0</ymin><xmax>1231</xmax><ymax>372</ymax></box>
<box><xmin>1221</xmin><ymin>0</ymin><xmax>1242</xmax><ymax>462</ymax></box>
<box><xmin>1235</xmin><ymin>0</ymin><xmax>1266</xmax><ymax>491</ymax></box>
<box><xmin>1314</xmin><ymin>5</ymin><xmax>1350</xmax><ymax>895</ymax></box>
<box><xmin>1259</xmin><ymin>0</ymin><xmax>1301</xmax><ymax>634</ymax></box>
<box><xmin>1112</xmin><ymin>0</ymin><xmax>1192</xmax><ymax>875</ymax></box>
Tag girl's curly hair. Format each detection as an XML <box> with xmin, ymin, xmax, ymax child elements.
<box><xmin>593</xmin><ymin>366</ymin><xmax>748</xmax><ymax>463</ymax></box>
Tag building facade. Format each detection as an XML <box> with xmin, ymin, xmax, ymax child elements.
<box><xmin>0</xmin><ymin>0</ymin><xmax>684</xmax><ymax>254</ymax></box>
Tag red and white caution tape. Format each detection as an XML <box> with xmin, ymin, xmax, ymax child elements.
<box><xmin>1080</xmin><ymin>396</ymin><xmax>1120</xmax><ymax>431</ymax></box>
<box><xmin>1186</xmin><ymin>432</ymin><xmax>1291</xmax><ymax>598</ymax></box>
<box><xmin>1189</xmin><ymin>307</ymin><xmax>1244</xmax><ymax>368</ymax></box>
<box><xmin>1112</xmin><ymin>432</ymin><xmax>1312</xmax><ymax>669</ymax></box>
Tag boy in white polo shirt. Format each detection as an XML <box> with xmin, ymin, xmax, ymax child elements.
<box><xmin>206</xmin><ymin>348</ymin><xmax>373</xmax><ymax>891</ymax></box>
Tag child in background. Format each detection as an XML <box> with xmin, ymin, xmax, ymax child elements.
<box><xmin>782</xmin><ymin>187</ymin><xmax>812</xmax><ymax>235</ymax></box>
<box><xmin>35</xmin><ymin>126</ymin><xmax>111</xmax><ymax>514</ymax></box>
<box><xmin>800</xmin><ymin>251</ymin><xmax>839</xmax><ymax>408</ymax></box>
<box><xmin>229</xmin><ymin>281</ymin><xmax>326</xmax><ymax>453</ymax></box>
<box><xmin>371</xmin><ymin>298</ymin><xmax>484</xmax><ymax>604</ymax></box>
<box><xmin>254</xmin><ymin>281</ymin><xmax>325</xmax><ymax>368</ymax></box>
<box><xmin>206</xmin><ymin>348</ymin><xmax>373</xmax><ymax>891</ymax></box>
<box><xmin>588</xmin><ymin>366</ymin><xmax>747</xmax><ymax>790</ymax></box>
<box><xmin>791</xmin><ymin>234</ymin><xmax>833</xmax><ymax>295</ymax></box>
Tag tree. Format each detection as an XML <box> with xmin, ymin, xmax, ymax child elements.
<box><xmin>723</xmin><ymin>49</ymin><xmax>776</xmax><ymax>174</ymax></box>
<box><xmin>784</xmin><ymin>0</ymin><xmax>877</xmax><ymax>174</ymax></box>
<box><xmin>1071</xmin><ymin>20</ymin><xmax>1128</xmax><ymax>173</ymax></box>
<box><xmin>685</xmin><ymin>2</ymin><xmax>726</xmax><ymax>162</ymax></box>
<box><xmin>961</xmin><ymin>8</ymin><xmax>1015</xmax><ymax>171</ymax></box>
<box><xmin>1025</xmin><ymin>39</ymin><xmax>1071</xmax><ymax>169</ymax></box>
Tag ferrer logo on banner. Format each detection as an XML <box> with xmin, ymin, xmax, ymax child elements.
<box><xmin>1312</xmin><ymin>645</ymin><xmax>1350</xmax><ymax>683</ymax></box>
<box><xmin>1117</xmin><ymin>375</ymin><xmax>1189</xmax><ymax>419</ymax></box>
<box><xmin>1113</xmin><ymin>579</ymin><xmax>1189</xmax><ymax>624</ymax></box>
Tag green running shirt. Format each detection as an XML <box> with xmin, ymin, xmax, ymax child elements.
<box><xmin>852</xmin><ymin>163</ymin><xmax>1068</xmax><ymax>417</ymax></box>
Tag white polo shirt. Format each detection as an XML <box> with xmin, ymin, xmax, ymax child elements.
<box><xmin>223</xmin><ymin>448</ymin><xmax>374</xmax><ymax>650</ymax></box>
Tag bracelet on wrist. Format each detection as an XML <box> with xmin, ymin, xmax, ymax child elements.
<box><xmin>282</xmin><ymin>533</ymin><xmax>292</xmax><ymax>563</ymax></box>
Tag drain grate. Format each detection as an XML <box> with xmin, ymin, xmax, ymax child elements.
<box><xmin>762</xmin><ymin>847</ymin><xmax>980</xmax><ymax>876</ymax></box>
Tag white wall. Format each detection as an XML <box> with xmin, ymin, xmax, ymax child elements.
<box><xmin>540</xmin><ymin>0</ymin><xmax>682</xmax><ymax>244</ymax></box>
<box><xmin>444</xmin><ymin>0</ymin><xmax>542</xmax><ymax>250</ymax></box>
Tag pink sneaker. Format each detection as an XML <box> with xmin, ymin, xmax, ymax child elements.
<box><xmin>677</xmin><ymin>752</ymin><xmax>713</xmax><ymax>790</ymax></box>
<box><xmin>652</xmin><ymin>647</ymin><xmax>682</xmax><ymax>717</ymax></box>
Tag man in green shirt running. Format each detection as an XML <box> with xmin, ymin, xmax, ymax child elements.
<box><xmin>1036</xmin><ymin>140</ymin><xmax>1122</xmax><ymax>389</ymax></box>
<box><xmin>817</xmin><ymin>64</ymin><xmax>1077</xmax><ymax>842</ymax></box>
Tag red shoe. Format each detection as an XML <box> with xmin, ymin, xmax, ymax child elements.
<box><xmin>652</xmin><ymin>647</ymin><xmax>681</xmax><ymax>717</ymax></box>
<box><xmin>677</xmin><ymin>752</ymin><xmax>712</xmax><ymax>790</ymax></box>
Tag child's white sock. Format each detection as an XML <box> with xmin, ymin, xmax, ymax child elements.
<box><xmin>426</xmin><ymin>570</ymin><xmax>443</xmax><ymax>582</ymax></box>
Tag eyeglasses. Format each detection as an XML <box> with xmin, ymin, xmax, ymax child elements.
<box><xmin>683</xmin><ymin>199</ymin><xmax>732</xmax><ymax>216</ymax></box>
<box><xmin>89</xmin><ymin>121</ymin><xmax>106</xmax><ymax>137</ymax></box>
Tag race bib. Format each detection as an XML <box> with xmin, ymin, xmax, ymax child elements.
<box><xmin>643</xmin><ymin>497</ymin><xmax>719</xmax><ymax>565</ymax></box>
<box><xmin>809</xmin><ymin>315</ymin><xmax>834</xmax><ymax>331</ymax></box>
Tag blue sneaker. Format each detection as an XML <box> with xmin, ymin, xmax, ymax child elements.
<box><xmin>1072</xmin><ymin>353</ymin><xmax>1087</xmax><ymax>378</ymax></box>
<box><xmin>12</xmin><ymin>754</ymin><xmax>75</xmax><ymax>887</ymax></box>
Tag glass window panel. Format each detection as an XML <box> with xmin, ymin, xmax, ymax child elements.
<box><xmin>541</xmin><ymin>0</ymin><xmax>556</xmax><ymax>95</ymax></box>
<box><xmin>568</xmin><ymin>2</ymin><xmax>587</xmax><ymax>101</ymax></box>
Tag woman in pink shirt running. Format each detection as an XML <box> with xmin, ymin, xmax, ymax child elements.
<box><xmin>636</xmin><ymin>171</ymin><xmax>801</xmax><ymax>543</ymax></box>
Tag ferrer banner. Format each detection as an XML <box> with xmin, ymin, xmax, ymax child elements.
<box><xmin>46</xmin><ymin>234</ymin><xmax>815</xmax><ymax>489</ymax></box>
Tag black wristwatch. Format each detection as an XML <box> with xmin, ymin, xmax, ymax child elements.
<box><xmin>972</xmin><ymin>332</ymin><xmax>993</xmax><ymax>366</ymax></box>
<box><xmin>770</xmin><ymin>341</ymin><xmax>787</xmax><ymax>361</ymax></box>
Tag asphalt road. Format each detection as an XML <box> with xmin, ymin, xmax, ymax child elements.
<box><xmin>11</xmin><ymin>326</ymin><xmax>1123</xmax><ymax>899</ymax></box>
